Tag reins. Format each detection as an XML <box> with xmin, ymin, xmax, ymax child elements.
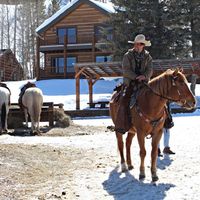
<box><xmin>143</xmin><ymin>78</ymin><xmax>185</xmax><ymax>104</ymax></box>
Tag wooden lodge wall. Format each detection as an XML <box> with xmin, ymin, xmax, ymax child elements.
<box><xmin>38</xmin><ymin>2</ymin><xmax>111</xmax><ymax>80</ymax></box>
<box><xmin>0</xmin><ymin>49</ymin><xmax>24</xmax><ymax>81</ymax></box>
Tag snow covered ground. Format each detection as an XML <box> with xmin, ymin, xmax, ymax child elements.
<box><xmin>0</xmin><ymin>115</ymin><xmax>200</xmax><ymax>199</ymax></box>
<box><xmin>1</xmin><ymin>78</ymin><xmax>200</xmax><ymax>199</ymax></box>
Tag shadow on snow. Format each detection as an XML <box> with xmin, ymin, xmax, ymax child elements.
<box><xmin>102</xmin><ymin>166</ymin><xmax>175</xmax><ymax>200</ymax></box>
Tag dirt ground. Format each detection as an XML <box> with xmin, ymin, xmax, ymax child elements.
<box><xmin>0</xmin><ymin>125</ymin><xmax>114</xmax><ymax>200</ymax></box>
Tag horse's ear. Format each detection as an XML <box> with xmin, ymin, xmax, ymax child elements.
<box><xmin>173</xmin><ymin>68</ymin><xmax>179</xmax><ymax>77</ymax></box>
<box><xmin>179</xmin><ymin>67</ymin><xmax>183</xmax><ymax>73</ymax></box>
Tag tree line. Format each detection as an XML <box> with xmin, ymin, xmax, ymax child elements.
<box><xmin>0</xmin><ymin>0</ymin><xmax>66</xmax><ymax>79</ymax></box>
<box><xmin>108</xmin><ymin>0</ymin><xmax>200</xmax><ymax>60</ymax></box>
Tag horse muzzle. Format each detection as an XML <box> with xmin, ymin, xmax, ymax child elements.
<box><xmin>182</xmin><ymin>98</ymin><xmax>196</xmax><ymax>110</ymax></box>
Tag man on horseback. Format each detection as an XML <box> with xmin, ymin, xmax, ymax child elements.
<box><xmin>115</xmin><ymin>34</ymin><xmax>153</xmax><ymax>133</ymax></box>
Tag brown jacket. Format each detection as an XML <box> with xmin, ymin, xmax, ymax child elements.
<box><xmin>122</xmin><ymin>49</ymin><xmax>153</xmax><ymax>85</ymax></box>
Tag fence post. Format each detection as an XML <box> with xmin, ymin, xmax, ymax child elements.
<box><xmin>48</xmin><ymin>102</ymin><xmax>54</xmax><ymax>126</ymax></box>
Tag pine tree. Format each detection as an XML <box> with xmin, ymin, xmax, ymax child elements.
<box><xmin>108</xmin><ymin>0</ymin><xmax>200</xmax><ymax>60</ymax></box>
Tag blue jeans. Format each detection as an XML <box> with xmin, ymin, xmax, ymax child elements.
<box><xmin>158</xmin><ymin>128</ymin><xmax>170</xmax><ymax>148</ymax></box>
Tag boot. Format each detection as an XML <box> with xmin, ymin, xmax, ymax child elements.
<box><xmin>158</xmin><ymin>148</ymin><xmax>163</xmax><ymax>157</ymax></box>
<box><xmin>163</xmin><ymin>147</ymin><xmax>175</xmax><ymax>154</ymax></box>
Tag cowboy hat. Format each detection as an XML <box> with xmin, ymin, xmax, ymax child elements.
<box><xmin>128</xmin><ymin>34</ymin><xmax>151</xmax><ymax>47</ymax></box>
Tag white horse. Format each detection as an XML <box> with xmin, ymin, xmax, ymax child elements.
<box><xmin>20</xmin><ymin>82</ymin><xmax>43</xmax><ymax>134</ymax></box>
<box><xmin>0</xmin><ymin>85</ymin><xmax>10</xmax><ymax>133</ymax></box>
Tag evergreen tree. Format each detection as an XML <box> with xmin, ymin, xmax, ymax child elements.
<box><xmin>108</xmin><ymin>0</ymin><xmax>200</xmax><ymax>60</ymax></box>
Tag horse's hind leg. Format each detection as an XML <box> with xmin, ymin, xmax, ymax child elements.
<box><xmin>137</xmin><ymin>133</ymin><xmax>146</xmax><ymax>180</ymax></box>
<box><xmin>24</xmin><ymin>108</ymin><xmax>28</xmax><ymax>128</ymax></box>
<box><xmin>116</xmin><ymin>132</ymin><xmax>127</xmax><ymax>172</ymax></box>
<box><xmin>151</xmin><ymin>129</ymin><xmax>163</xmax><ymax>182</ymax></box>
<box><xmin>126</xmin><ymin>131</ymin><xmax>135</xmax><ymax>170</ymax></box>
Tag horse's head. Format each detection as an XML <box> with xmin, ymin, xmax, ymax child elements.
<box><xmin>167</xmin><ymin>68</ymin><xmax>196</xmax><ymax>110</ymax></box>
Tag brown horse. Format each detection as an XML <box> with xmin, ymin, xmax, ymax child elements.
<box><xmin>110</xmin><ymin>69</ymin><xmax>196</xmax><ymax>182</ymax></box>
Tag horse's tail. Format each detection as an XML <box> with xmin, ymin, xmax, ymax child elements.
<box><xmin>33</xmin><ymin>95</ymin><xmax>43</xmax><ymax>123</ymax></box>
<box><xmin>1</xmin><ymin>103</ymin><xmax>6</xmax><ymax>129</ymax></box>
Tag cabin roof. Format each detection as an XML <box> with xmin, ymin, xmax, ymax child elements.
<box><xmin>0</xmin><ymin>49</ymin><xmax>12</xmax><ymax>57</ymax></box>
<box><xmin>36</xmin><ymin>0</ymin><xmax>115</xmax><ymax>34</ymax></box>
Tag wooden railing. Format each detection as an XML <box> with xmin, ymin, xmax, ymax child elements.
<box><xmin>9</xmin><ymin>102</ymin><xmax>64</xmax><ymax>127</ymax></box>
<box><xmin>40</xmin><ymin>34</ymin><xmax>104</xmax><ymax>46</ymax></box>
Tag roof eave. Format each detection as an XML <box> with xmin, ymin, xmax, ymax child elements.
<box><xmin>36</xmin><ymin>0</ymin><xmax>113</xmax><ymax>34</ymax></box>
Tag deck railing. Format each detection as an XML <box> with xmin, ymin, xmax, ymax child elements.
<box><xmin>40</xmin><ymin>34</ymin><xmax>104</xmax><ymax>46</ymax></box>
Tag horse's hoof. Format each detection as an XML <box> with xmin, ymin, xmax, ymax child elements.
<box><xmin>139</xmin><ymin>174</ymin><xmax>146</xmax><ymax>180</ymax></box>
<box><xmin>128</xmin><ymin>165</ymin><xmax>134</xmax><ymax>170</ymax></box>
<box><xmin>152</xmin><ymin>175</ymin><xmax>159</xmax><ymax>182</ymax></box>
<box><xmin>121</xmin><ymin>163</ymin><xmax>128</xmax><ymax>172</ymax></box>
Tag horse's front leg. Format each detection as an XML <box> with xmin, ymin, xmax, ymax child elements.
<box><xmin>126</xmin><ymin>131</ymin><xmax>135</xmax><ymax>170</ymax></box>
<box><xmin>151</xmin><ymin>129</ymin><xmax>163</xmax><ymax>182</ymax></box>
<box><xmin>116</xmin><ymin>132</ymin><xmax>127</xmax><ymax>172</ymax></box>
<box><xmin>137</xmin><ymin>132</ymin><xmax>146</xmax><ymax>180</ymax></box>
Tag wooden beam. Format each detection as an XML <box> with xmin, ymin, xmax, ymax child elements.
<box><xmin>36</xmin><ymin>36</ymin><xmax>40</xmax><ymax>80</ymax></box>
<box><xmin>75</xmin><ymin>67</ymin><xmax>86</xmax><ymax>78</ymax></box>
<box><xmin>88</xmin><ymin>79</ymin><xmax>93</xmax><ymax>104</ymax></box>
<box><xmin>98</xmin><ymin>65</ymin><xmax>111</xmax><ymax>76</ymax></box>
<box><xmin>64</xmin><ymin>36</ymin><xmax>67</xmax><ymax>78</ymax></box>
<box><xmin>76</xmin><ymin>76</ymin><xmax>80</xmax><ymax>110</ymax></box>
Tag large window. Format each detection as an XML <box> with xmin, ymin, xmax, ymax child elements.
<box><xmin>52</xmin><ymin>57</ymin><xmax>76</xmax><ymax>73</ymax></box>
<box><xmin>96</xmin><ymin>55</ymin><xmax>112</xmax><ymax>63</ymax></box>
<box><xmin>57</xmin><ymin>27</ymin><xmax>76</xmax><ymax>44</ymax></box>
<box><xmin>52</xmin><ymin>57</ymin><xmax>64</xmax><ymax>73</ymax></box>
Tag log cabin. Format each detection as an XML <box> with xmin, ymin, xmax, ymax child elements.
<box><xmin>36</xmin><ymin>0</ymin><xmax>115</xmax><ymax>80</ymax></box>
<box><xmin>0</xmin><ymin>49</ymin><xmax>24</xmax><ymax>81</ymax></box>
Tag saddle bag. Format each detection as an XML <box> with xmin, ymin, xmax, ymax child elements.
<box><xmin>164</xmin><ymin>116</ymin><xmax>174</xmax><ymax>129</ymax></box>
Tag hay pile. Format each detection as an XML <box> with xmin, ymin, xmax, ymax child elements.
<box><xmin>53</xmin><ymin>108</ymin><xmax>71</xmax><ymax>128</ymax></box>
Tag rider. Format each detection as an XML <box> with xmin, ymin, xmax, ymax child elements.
<box><xmin>115</xmin><ymin>34</ymin><xmax>153</xmax><ymax>134</ymax></box>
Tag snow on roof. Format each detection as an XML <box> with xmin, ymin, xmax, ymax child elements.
<box><xmin>36</xmin><ymin>0</ymin><xmax>115</xmax><ymax>34</ymax></box>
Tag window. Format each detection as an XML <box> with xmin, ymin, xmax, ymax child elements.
<box><xmin>67</xmin><ymin>57</ymin><xmax>76</xmax><ymax>72</ymax></box>
<box><xmin>57</xmin><ymin>28</ymin><xmax>66</xmax><ymax>44</ymax></box>
<box><xmin>67</xmin><ymin>28</ymin><xmax>76</xmax><ymax>44</ymax></box>
<box><xmin>52</xmin><ymin>57</ymin><xmax>76</xmax><ymax>73</ymax></box>
<box><xmin>96</xmin><ymin>55</ymin><xmax>112</xmax><ymax>63</ymax></box>
<box><xmin>0</xmin><ymin>70</ymin><xmax>4</xmax><ymax>81</ymax></box>
<box><xmin>12</xmin><ymin>73</ymin><xmax>18</xmax><ymax>81</ymax></box>
<box><xmin>57</xmin><ymin>27</ymin><xmax>77</xmax><ymax>44</ymax></box>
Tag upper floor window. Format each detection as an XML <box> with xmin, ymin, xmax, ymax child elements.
<box><xmin>57</xmin><ymin>27</ymin><xmax>77</xmax><ymax>44</ymax></box>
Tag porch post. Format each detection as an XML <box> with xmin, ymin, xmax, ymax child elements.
<box><xmin>36</xmin><ymin>36</ymin><xmax>40</xmax><ymax>80</ymax></box>
<box><xmin>88</xmin><ymin>78</ymin><xmax>93</xmax><ymax>104</ymax></box>
<box><xmin>75</xmin><ymin>66</ymin><xmax>80</xmax><ymax>110</ymax></box>
<box><xmin>64</xmin><ymin>36</ymin><xmax>67</xmax><ymax>78</ymax></box>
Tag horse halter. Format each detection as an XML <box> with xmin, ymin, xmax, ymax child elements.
<box><xmin>144</xmin><ymin>76</ymin><xmax>187</xmax><ymax>105</ymax></box>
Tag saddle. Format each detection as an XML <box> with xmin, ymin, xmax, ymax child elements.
<box><xmin>18</xmin><ymin>82</ymin><xmax>36</xmax><ymax>110</ymax></box>
<box><xmin>112</xmin><ymin>81</ymin><xmax>144</xmax><ymax>134</ymax></box>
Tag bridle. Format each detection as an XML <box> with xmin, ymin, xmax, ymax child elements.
<box><xmin>143</xmin><ymin>76</ymin><xmax>187</xmax><ymax>106</ymax></box>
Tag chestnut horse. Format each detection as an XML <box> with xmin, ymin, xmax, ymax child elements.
<box><xmin>110</xmin><ymin>69</ymin><xmax>196</xmax><ymax>182</ymax></box>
